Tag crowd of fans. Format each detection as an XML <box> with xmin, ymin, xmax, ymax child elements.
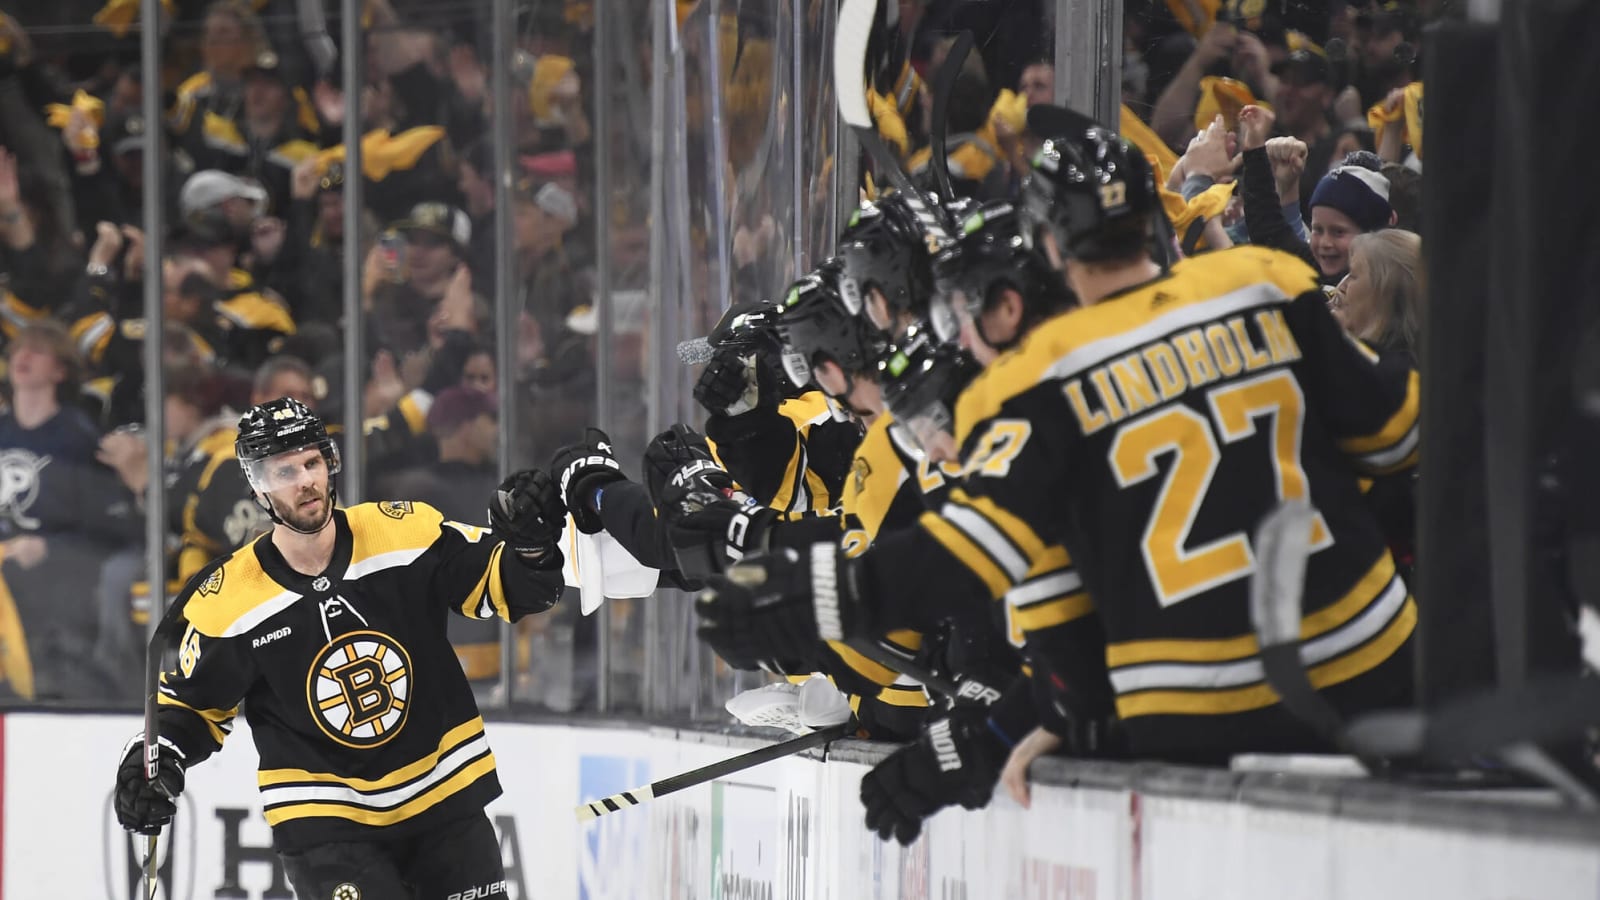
<box><xmin>0</xmin><ymin>0</ymin><xmax>1432</xmax><ymax>711</ymax></box>
<box><xmin>0</xmin><ymin>0</ymin><xmax>605</xmax><ymax>703</ymax></box>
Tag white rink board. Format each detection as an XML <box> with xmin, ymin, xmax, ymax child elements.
<box><xmin>4</xmin><ymin>712</ymin><xmax>1599</xmax><ymax>900</ymax></box>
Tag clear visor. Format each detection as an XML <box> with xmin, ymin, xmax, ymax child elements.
<box><xmin>243</xmin><ymin>441</ymin><xmax>341</xmax><ymax>494</ymax></box>
<box><xmin>887</xmin><ymin>399</ymin><xmax>956</xmax><ymax>463</ymax></box>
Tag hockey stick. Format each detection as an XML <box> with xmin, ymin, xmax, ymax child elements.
<box><xmin>1248</xmin><ymin>500</ymin><xmax>1382</xmax><ymax>771</ymax></box>
<box><xmin>843</xmin><ymin>635</ymin><xmax>1003</xmax><ymax>707</ymax></box>
<box><xmin>575</xmin><ymin>721</ymin><xmax>852</xmax><ymax>821</ymax></box>
<box><xmin>138</xmin><ymin>592</ymin><xmax>192</xmax><ymax>899</ymax></box>
<box><xmin>835</xmin><ymin>0</ymin><xmax>952</xmax><ymax>248</ymax></box>
<box><xmin>926</xmin><ymin>30</ymin><xmax>974</xmax><ymax>204</ymax></box>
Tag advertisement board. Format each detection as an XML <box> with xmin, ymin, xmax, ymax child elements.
<box><xmin>4</xmin><ymin>712</ymin><xmax>1599</xmax><ymax>900</ymax></box>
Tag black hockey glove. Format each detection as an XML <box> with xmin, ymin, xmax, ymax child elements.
<box><xmin>658</xmin><ymin>476</ymin><xmax>778</xmax><ymax>580</ymax></box>
<box><xmin>693</xmin><ymin>348</ymin><xmax>764</xmax><ymax>418</ymax></box>
<box><xmin>859</xmin><ymin>705</ymin><xmax>1009</xmax><ymax>845</ymax></box>
<box><xmin>490</xmin><ymin>468</ymin><xmax>567</xmax><ymax>567</ymax></box>
<box><xmin>694</xmin><ymin>544</ymin><xmax>869</xmax><ymax>666</ymax></box>
<box><xmin>642</xmin><ymin>424</ymin><xmax>726</xmax><ymax>506</ymax></box>
<box><xmin>550</xmin><ymin>428</ymin><xmax>628</xmax><ymax>535</ymax></box>
<box><xmin>115</xmin><ymin>735</ymin><xmax>186</xmax><ymax>836</ymax></box>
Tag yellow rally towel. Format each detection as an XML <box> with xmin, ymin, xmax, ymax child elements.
<box><xmin>989</xmin><ymin>88</ymin><xmax>1027</xmax><ymax>135</ymax></box>
<box><xmin>45</xmin><ymin>90</ymin><xmax>106</xmax><ymax>150</ymax></box>
<box><xmin>867</xmin><ymin>89</ymin><xmax>909</xmax><ymax>160</ymax></box>
<box><xmin>1123</xmin><ymin>105</ymin><xmax>1233</xmax><ymax>252</ymax></box>
<box><xmin>313</xmin><ymin>126</ymin><xmax>446</xmax><ymax>182</ymax></box>
<box><xmin>93</xmin><ymin>0</ymin><xmax>175</xmax><ymax>38</ymax></box>
<box><xmin>0</xmin><ymin>548</ymin><xmax>35</xmax><ymax>700</ymax></box>
<box><xmin>529</xmin><ymin>55</ymin><xmax>576</xmax><ymax>122</ymax></box>
<box><xmin>1119</xmin><ymin>103</ymin><xmax>1179</xmax><ymax>182</ymax></box>
<box><xmin>1166</xmin><ymin>0</ymin><xmax>1223</xmax><ymax>38</ymax></box>
<box><xmin>1195</xmin><ymin>76</ymin><xmax>1266</xmax><ymax>134</ymax></box>
<box><xmin>1368</xmin><ymin>81</ymin><xmax>1424</xmax><ymax>161</ymax></box>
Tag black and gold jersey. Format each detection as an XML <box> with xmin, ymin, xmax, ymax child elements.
<box><xmin>155</xmin><ymin>502</ymin><xmax>563</xmax><ymax>850</ymax></box>
<box><xmin>862</xmin><ymin>246</ymin><xmax>1419</xmax><ymax>757</ymax></box>
<box><xmin>167</xmin><ymin>424</ymin><xmax>268</xmax><ymax>584</ymax></box>
<box><xmin>707</xmin><ymin>392</ymin><xmax>859</xmax><ymax>515</ymax></box>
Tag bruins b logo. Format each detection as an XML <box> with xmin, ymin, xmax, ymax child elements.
<box><xmin>307</xmin><ymin>630</ymin><xmax>412</xmax><ymax>748</ymax></box>
<box><xmin>332</xmin><ymin>884</ymin><xmax>361</xmax><ymax>900</ymax></box>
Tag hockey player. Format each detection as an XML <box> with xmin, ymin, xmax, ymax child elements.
<box><xmin>837</xmin><ymin>193</ymin><xmax>945</xmax><ymax>343</ymax></box>
<box><xmin>696</xmin><ymin>107</ymin><xmax>1420</xmax><ymax>768</ymax></box>
<box><xmin>693</xmin><ymin>293</ymin><xmax>860</xmax><ymax>516</ymax></box>
<box><xmin>112</xmin><ymin>398</ymin><xmax>568</xmax><ymax>897</ymax></box>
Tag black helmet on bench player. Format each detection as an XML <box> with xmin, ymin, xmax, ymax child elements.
<box><xmin>838</xmin><ymin>193</ymin><xmax>940</xmax><ymax>337</ymax></box>
<box><xmin>934</xmin><ymin>200</ymin><xmax>1074</xmax><ymax>351</ymax></box>
<box><xmin>1020</xmin><ymin>104</ymin><xmax>1160</xmax><ymax>263</ymax></box>
<box><xmin>876</xmin><ymin>319</ymin><xmax>981</xmax><ymax>461</ymax></box>
<box><xmin>774</xmin><ymin>260</ymin><xmax>883</xmax><ymax>399</ymax></box>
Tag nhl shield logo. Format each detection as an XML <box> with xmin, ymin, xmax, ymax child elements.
<box><xmin>307</xmin><ymin>630</ymin><xmax>412</xmax><ymax>748</ymax></box>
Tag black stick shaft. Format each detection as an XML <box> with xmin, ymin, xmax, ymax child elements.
<box><xmin>653</xmin><ymin>722</ymin><xmax>850</xmax><ymax>796</ymax></box>
<box><xmin>928</xmin><ymin>31</ymin><xmax>974</xmax><ymax>203</ymax></box>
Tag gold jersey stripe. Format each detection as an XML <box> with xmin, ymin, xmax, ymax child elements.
<box><xmin>948</xmin><ymin>489</ymin><xmax>1049</xmax><ymax>563</ymax></box>
<box><xmin>156</xmin><ymin>693</ymin><xmax>237</xmax><ymax>745</ymax></box>
<box><xmin>1114</xmin><ymin>596</ymin><xmax>1415</xmax><ymax>719</ymax></box>
<box><xmin>258</xmin><ymin>716</ymin><xmax>485</xmax><ymax>789</ymax></box>
<box><xmin>263</xmin><ymin>753</ymin><xmax>497</xmax><ymax>827</ymax></box>
<box><xmin>1339</xmin><ymin>371</ymin><xmax>1420</xmax><ymax>455</ymax></box>
<box><xmin>920</xmin><ymin>512</ymin><xmax>1011</xmax><ymax>600</ymax></box>
<box><xmin>1105</xmin><ymin>553</ymin><xmax>1396</xmax><ymax>668</ymax></box>
<box><xmin>1014</xmin><ymin>592</ymin><xmax>1095</xmax><ymax>633</ymax></box>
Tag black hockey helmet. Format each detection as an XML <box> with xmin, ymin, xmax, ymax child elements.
<box><xmin>774</xmin><ymin>260</ymin><xmax>884</xmax><ymax>393</ymax></box>
<box><xmin>1020</xmin><ymin>105</ymin><xmax>1160</xmax><ymax>263</ymax></box>
<box><xmin>704</xmin><ymin>298</ymin><xmax>801</xmax><ymax>401</ymax></box>
<box><xmin>877</xmin><ymin>320</ymin><xmax>982</xmax><ymax>460</ymax></box>
<box><xmin>837</xmin><ymin>193</ymin><xmax>938</xmax><ymax>334</ymax></box>
<box><xmin>933</xmin><ymin>200</ymin><xmax>1073</xmax><ymax>349</ymax></box>
<box><xmin>236</xmin><ymin>397</ymin><xmax>342</xmax><ymax>497</ymax></box>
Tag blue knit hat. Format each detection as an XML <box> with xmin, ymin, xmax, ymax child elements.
<box><xmin>1309</xmin><ymin>166</ymin><xmax>1393</xmax><ymax>232</ymax></box>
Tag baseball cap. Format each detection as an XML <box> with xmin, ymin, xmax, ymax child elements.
<box><xmin>426</xmin><ymin>386</ymin><xmax>497</xmax><ymax>434</ymax></box>
<box><xmin>101</xmin><ymin>111</ymin><xmax>148</xmax><ymax>157</ymax></box>
<box><xmin>514</xmin><ymin>177</ymin><xmax>578</xmax><ymax>225</ymax></box>
<box><xmin>245</xmin><ymin>49</ymin><xmax>285</xmax><ymax>79</ymax></box>
<box><xmin>1273</xmin><ymin>48</ymin><xmax>1332</xmax><ymax>86</ymax></box>
<box><xmin>179</xmin><ymin>170</ymin><xmax>268</xmax><ymax>219</ymax></box>
<box><xmin>393</xmin><ymin>202</ymin><xmax>472</xmax><ymax>252</ymax></box>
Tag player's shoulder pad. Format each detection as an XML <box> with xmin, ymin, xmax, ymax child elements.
<box><xmin>778</xmin><ymin>391</ymin><xmax>835</xmax><ymax>431</ymax></box>
<box><xmin>953</xmin><ymin>247</ymin><xmax>1317</xmax><ymax>444</ymax></box>
<box><xmin>1205</xmin><ymin>244</ymin><xmax>1321</xmax><ymax>300</ymax></box>
<box><xmin>178</xmin><ymin>537</ymin><xmax>294</xmax><ymax>639</ymax></box>
<box><xmin>345</xmin><ymin>501</ymin><xmax>450</xmax><ymax>575</ymax></box>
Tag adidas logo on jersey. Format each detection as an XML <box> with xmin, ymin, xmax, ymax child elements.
<box><xmin>445</xmin><ymin>883</ymin><xmax>507</xmax><ymax>900</ymax></box>
<box><xmin>252</xmin><ymin>626</ymin><xmax>292</xmax><ymax>649</ymax></box>
<box><xmin>927</xmin><ymin>718</ymin><xmax>962</xmax><ymax>772</ymax></box>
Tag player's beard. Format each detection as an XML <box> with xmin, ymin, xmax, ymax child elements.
<box><xmin>277</xmin><ymin>483</ymin><xmax>334</xmax><ymax>533</ymax></box>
